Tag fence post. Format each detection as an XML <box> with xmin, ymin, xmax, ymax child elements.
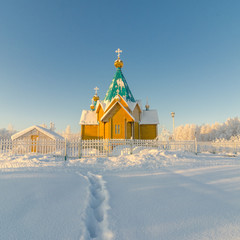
<box><xmin>130</xmin><ymin>137</ymin><xmax>133</xmax><ymax>155</ymax></box>
<box><xmin>64</xmin><ymin>138</ymin><xmax>67</xmax><ymax>161</ymax></box>
<box><xmin>78</xmin><ymin>138</ymin><xmax>82</xmax><ymax>158</ymax></box>
<box><xmin>194</xmin><ymin>138</ymin><xmax>197</xmax><ymax>155</ymax></box>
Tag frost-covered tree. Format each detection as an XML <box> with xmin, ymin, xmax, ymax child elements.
<box><xmin>158</xmin><ymin>126</ymin><xmax>171</xmax><ymax>141</ymax></box>
<box><xmin>62</xmin><ymin>125</ymin><xmax>81</xmax><ymax>140</ymax></box>
<box><xmin>7</xmin><ymin>124</ymin><xmax>14</xmax><ymax>133</ymax></box>
<box><xmin>0</xmin><ymin>124</ymin><xmax>17</xmax><ymax>138</ymax></box>
<box><xmin>174</xmin><ymin>124</ymin><xmax>198</xmax><ymax>140</ymax></box>
<box><xmin>174</xmin><ymin>117</ymin><xmax>240</xmax><ymax>141</ymax></box>
<box><xmin>174</xmin><ymin>125</ymin><xmax>184</xmax><ymax>140</ymax></box>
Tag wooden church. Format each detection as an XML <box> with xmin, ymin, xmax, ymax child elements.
<box><xmin>79</xmin><ymin>49</ymin><xmax>159</xmax><ymax>140</ymax></box>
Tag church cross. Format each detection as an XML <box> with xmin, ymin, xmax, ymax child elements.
<box><xmin>94</xmin><ymin>86</ymin><xmax>99</xmax><ymax>95</ymax></box>
<box><xmin>115</xmin><ymin>48</ymin><xmax>122</xmax><ymax>58</ymax></box>
<box><xmin>116</xmin><ymin>89</ymin><xmax>120</xmax><ymax>95</ymax></box>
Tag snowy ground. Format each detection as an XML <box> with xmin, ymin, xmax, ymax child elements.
<box><xmin>1</xmin><ymin>150</ymin><xmax>240</xmax><ymax>240</ymax></box>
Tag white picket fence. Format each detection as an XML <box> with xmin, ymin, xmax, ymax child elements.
<box><xmin>0</xmin><ymin>139</ymin><xmax>65</xmax><ymax>155</ymax></box>
<box><xmin>197</xmin><ymin>141</ymin><xmax>240</xmax><ymax>154</ymax></box>
<box><xmin>66</xmin><ymin>139</ymin><xmax>196</xmax><ymax>158</ymax></box>
<box><xmin>0</xmin><ymin>138</ymin><xmax>239</xmax><ymax>158</ymax></box>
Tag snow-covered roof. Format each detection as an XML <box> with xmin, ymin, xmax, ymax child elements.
<box><xmin>11</xmin><ymin>125</ymin><xmax>64</xmax><ymax>141</ymax></box>
<box><xmin>127</xmin><ymin>100</ymin><xmax>142</xmax><ymax>112</ymax></box>
<box><xmin>140</xmin><ymin>110</ymin><xmax>159</xmax><ymax>125</ymax></box>
<box><xmin>79</xmin><ymin>110</ymin><xmax>98</xmax><ymax>125</ymax></box>
<box><xmin>96</xmin><ymin>100</ymin><xmax>107</xmax><ymax>112</ymax></box>
<box><xmin>127</xmin><ymin>101</ymin><xmax>137</xmax><ymax>112</ymax></box>
<box><xmin>101</xmin><ymin>101</ymin><xmax>135</xmax><ymax>122</ymax></box>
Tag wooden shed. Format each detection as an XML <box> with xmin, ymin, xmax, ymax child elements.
<box><xmin>11</xmin><ymin>125</ymin><xmax>64</xmax><ymax>154</ymax></box>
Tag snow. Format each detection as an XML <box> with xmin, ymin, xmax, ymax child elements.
<box><xmin>126</xmin><ymin>100</ymin><xmax>142</xmax><ymax>112</ymax></box>
<box><xmin>140</xmin><ymin>109</ymin><xmax>159</xmax><ymax>124</ymax></box>
<box><xmin>96</xmin><ymin>101</ymin><xmax>107</xmax><ymax>112</ymax></box>
<box><xmin>116</xmin><ymin>78</ymin><xmax>124</xmax><ymax>88</ymax></box>
<box><xmin>1</xmin><ymin>150</ymin><xmax>240</xmax><ymax>239</ymax></box>
<box><xmin>0</xmin><ymin>170</ymin><xmax>88</xmax><ymax>239</ymax></box>
<box><xmin>79</xmin><ymin>110</ymin><xmax>98</xmax><ymax>125</ymax></box>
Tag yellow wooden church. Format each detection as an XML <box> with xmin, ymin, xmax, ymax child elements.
<box><xmin>79</xmin><ymin>49</ymin><xmax>159</xmax><ymax>140</ymax></box>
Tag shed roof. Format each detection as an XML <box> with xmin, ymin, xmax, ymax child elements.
<box><xmin>140</xmin><ymin>110</ymin><xmax>159</xmax><ymax>125</ymax></box>
<box><xmin>11</xmin><ymin>125</ymin><xmax>64</xmax><ymax>141</ymax></box>
<box><xmin>79</xmin><ymin>110</ymin><xmax>98</xmax><ymax>125</ymax></box>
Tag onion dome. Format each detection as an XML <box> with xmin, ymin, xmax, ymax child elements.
<box><xmin>93</xmin><ymin>95</ymin><xmax>99</xmax><ymax>102</ymax></box>
<box><xmin>145</xmin><ymin>104</ymin><xmax>150</xmax><ymax>111</ymax></box>
<box><xmin>114</xmin><ymin>58</ymin><xmax>124</xmax><ymax>68</ymax></box>
<box><xmin>90</xmin><ymin>104</ymin><xmax>95</xmax><ymax>110</ymax></box>
<box><xmin>145</xmin><ymin>98</ymin><xmax>150</xmax><ymax>111</ymax></box>
<box><xmin>90</xmin><ymin>99</ymin><xmax>95</xmax><ymax>111</ymax></box>
<box><xmin>93</xmin><ymin>86</ymin><xmax>99</xmax><ymax>102</ymax></box>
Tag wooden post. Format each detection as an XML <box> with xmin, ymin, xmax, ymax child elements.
<box><xmin>106</xmin><ymin>139</ymin><xmax>109</xmax><ymax>156</ymax></box>
<box><xmin>130</xmin><ymin>137</ymin><xmax>133</xmax><ymax>155</ymax></box>
<box><xmin>110</xmin><ymin>118</ymin><xmax>112</xmax><ymax>139</ymax></box>
<box><xmin>124</xmin><ymin>119</ymin><xmax>127</xmax><ymax>139</ymax></box>
<box><xmin>138</xmin><ymin>123</ymin><xmax>140</xmax><ymax>140</ymax></box>
<box><xmin>78</xmin><ymin>138</ymin><xmax>82</xmax><ymax>159</ymax></box>
<box><xmin>64</xmin><ymin>138</ymin><xmax>67</xmax><ymax>161</ymax></box>
<box><xmin>103</xmin><ymin>122</ymin><xmax>105</xmax><ymax>139</ymax></box>
<box><xmin>131</xmin><ymin>122</ymin><xmax>134</xmax><ymax>139</ymax></box>
<box><xmin>194</xmin><ymin>138</ymin><xmax>198</xmax><ymax>155</ymax></box>
<box><xmin>98</xmin><ymin>121</ymin><xmax>100</xmax><ymax>139</ymax></box>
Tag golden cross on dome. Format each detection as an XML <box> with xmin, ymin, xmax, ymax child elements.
<box><xmin>115</xmin><ymin>48</ymin><xmax>122</xmax><ymax>58</ymax></box>
<box><xmin>94</xmin><ymin>86</ymin><xmax>99</xmax><ymax>95</ymax></box>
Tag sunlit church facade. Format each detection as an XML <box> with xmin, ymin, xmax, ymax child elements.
<box><xmin>79</xmin><ymin>49</ymin><xmax>159</xmax><ymax>140</ymax></box>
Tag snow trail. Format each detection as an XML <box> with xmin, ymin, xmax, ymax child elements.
<box><xmin>79</xmin><ymin>172</ymin><xmax>113</xmax><ymax>240</ymax></box>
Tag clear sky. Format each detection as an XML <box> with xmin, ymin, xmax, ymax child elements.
<box><xmin>0</xmin><ymin>0</ymin><xmax>240</xmax><ymax>133</ymax></box>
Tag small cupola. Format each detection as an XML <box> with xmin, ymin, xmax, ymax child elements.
<box><xmin>93</xmin><ymin>86</ymin><xmax>99</xmax><ymax>102</ymax></box>
<box><xmin>145</xmin><ymin>98</ymin><xmax>150</xmax><ymax>111</ymax></box>
<box><xmin>90</xmin><ymin>99</ymin><xmax>95</xmax><ymax>111</ymax></box>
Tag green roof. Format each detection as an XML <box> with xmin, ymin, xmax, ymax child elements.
<box><xmin>104</xmin><ymin>67</ymin><xmax>135</xmax><ymax>103</ymax></box>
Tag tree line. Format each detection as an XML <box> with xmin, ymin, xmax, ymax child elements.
<box><xmin>174</xmin><ymin>117</ymin><xmax>240</xmax><ymax>142</ymax></box>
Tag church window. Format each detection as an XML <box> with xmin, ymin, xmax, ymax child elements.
<box><xmin>115</xmin><ymin>125</ymin><xmax>120</xmax><ymax>134</ymax></box>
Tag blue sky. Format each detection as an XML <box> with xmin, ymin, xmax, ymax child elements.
<box><xmin>0</xmin><ymin>0</ymin><xmax>240</xmax><ymax>133</ymax></box>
